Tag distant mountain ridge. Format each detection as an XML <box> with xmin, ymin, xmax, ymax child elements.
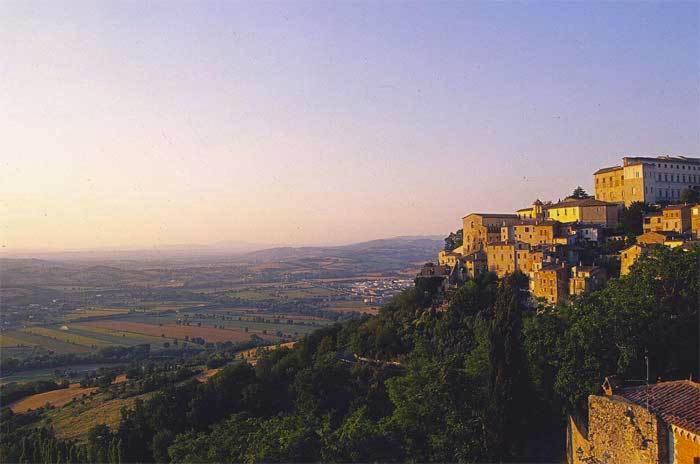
<box><xmin>241</xmin><ymin>236</ymin><xmax>443</xmax><ymax>264</ymax></box>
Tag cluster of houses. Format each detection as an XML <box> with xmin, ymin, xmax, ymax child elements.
<box><xmin>424</xmin><ymin>155</ymin><xmax>700</xmax><ymax>305</ymax></box>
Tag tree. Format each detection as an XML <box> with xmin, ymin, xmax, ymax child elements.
<box><xmin>619</xmin><ymin>201</ymin><xmax>659</xmax><ymax>237</ymax></box>
<box><xmin>680</xmin><ymin>188</ymin><xmax>699</xmax><ymax>204</ymax></box>
<box><xmin>485</xmin><ymin>273</ymin><xmax>530</xmax><ymax>461</ymax></box>
<box><xmin>570</xmin><ymin>186</ymin><xmax>590</xmax><ymax>199</ymax></box>
<box><xmin>444</xmin><ymin>229</ymin><xmax>463</xmax><ymax>252</ymax></box>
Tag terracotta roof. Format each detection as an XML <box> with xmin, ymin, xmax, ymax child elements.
<box><xmin>462</xmin><ymin>213</ymin><xmax>519</xmax><ymax>219</ymax></box>
<box><xmin>512</xmin><ymin>220</ymin><xmax>558</xmax><ymax>226</ymax></box>
<box><xmin>545</xmin><ymin>198</ymin><xmax>616</xmax><ymax>209</ymax></box>
<box><xmin>594</xmin><ymin>165</ymin><xmax>623</xmax><ymax>175</ymax></box>
<box><xmin>616</xmin><ymin>380</ymin><xmax>700</xmax><ymax>435</ymax></box>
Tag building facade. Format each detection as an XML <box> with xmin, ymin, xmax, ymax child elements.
<box><xmin>594</xmin><ymin>155</ymin><xmax>700</xmax><ymax>206</ymax></box>
<box><xmin>567</xmin><ymin>379</ymin><xmax>700</xmax><ymax>464</ymax></box>
<box><xmin>544</xmin><ymin>198</ymin><xmax>619</xmax><ymax>227</ymax></box>
<box><xmin>531</xmin><ymin>263</ymin><xmax>569</xmax><ymax>305</ymax></box>
<box><xmin>662</xmin><ymin>204</ymin><xmax>693</xmax><ymax>234</ymax></box>
<box><xmin>569</xmin><ymin>265</ymin><xmax>607</xmax><ymax>296</ymax></box>
<box><xmin>462</xmin><ymin>213</ymin><xmax>520</xmax><ymax>253</ymax></box>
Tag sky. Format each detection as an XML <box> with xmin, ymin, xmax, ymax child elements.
<box><xmin>1</xmin><ymin>1</ymin><xmax>699</xmax><ymax>251</ymax></box>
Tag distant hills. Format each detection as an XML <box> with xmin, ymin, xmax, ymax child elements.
<box><xmin>0</xmin><ymin>236</ymin><xmax>444</xmax><ymax>289</ymax></box>
<box><xmin>241</xmin><ymin>236</ymin><xmax>444</xmax><ymax>264</ymax></box>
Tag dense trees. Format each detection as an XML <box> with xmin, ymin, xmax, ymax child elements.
<box><xmin>2</xmin><ymin>245</ymin><xmax>697</xmax><ymax>463</ymax></box>
<box><xmin>443</xmin><ymin>229</ymin><xmax>463</xmax><ymax>251</ymax></box>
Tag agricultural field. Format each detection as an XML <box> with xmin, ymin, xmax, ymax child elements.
<box><xmin>1</xmin><ymin>330</ymin><xmax>93</xmax><ymax>355</ymax></box>
<box><xmin>0</xmin><ymin>363</ymin><xmax>127</xmax><ymax>385</ymax></box>
<box><xmin>65</xmin><ymin>324</ymin><xmax>172</xmax><ymax>348</ymax></box>
<box><xmin>80</xmin><ymin>320</ymin><xmax>275</xmax><ymax>344</ymax></box>
<box><xmin>9</xmin><ymin>383</ymin><xmax>98</xmax><ymax>413</ymax></box>
<box><xmin>46</xmin><ymin>391</ymin><xmax>154</xmax><ymax>442</ymax></box>
<box><xmin>64</xmin><ymin>307</ymin><xmax>132</xmax><ymax>321</ymax></box>
<box><xmin>22</xmin><ymin>327</ymin><xmax>113</xmax><ymax>349</ymax></box>
<box><xmin>323</xmin><ymin>300</ymin><xmax>379</xmax><ymax>314</ymax></box>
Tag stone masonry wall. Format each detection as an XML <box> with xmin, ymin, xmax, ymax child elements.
<box><xmin>586</xmin><ymin>395</ymin><xmax>667</xmax><ymax>464</ymax></box>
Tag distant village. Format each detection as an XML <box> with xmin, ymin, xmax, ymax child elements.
<box><xmin>421</xmin><ymin>155</ymin><xmax>700</xmax><ymax>305</ymax></box>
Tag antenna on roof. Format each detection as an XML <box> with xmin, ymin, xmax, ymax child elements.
<box><xmin>645</xmin><ymin>351</ymin><xmax>650</xmax><ymax>411</ymax></box>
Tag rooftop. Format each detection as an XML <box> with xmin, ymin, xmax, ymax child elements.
<box><xmin>594</xmin><ymin>165</ymin><xmax>623</xmax><ymax>175</ymax></box>
<box><xmin>623</xmin><ymin>155</ymin><xmax>700</xmax><ymax>166</ymax></box>
<box><xmin>663</xmin><ymin>204</ymin><xmax>694</xmax><ymax>211</ymax></box>
<box><xmin>615</xmin><ymin>380</ymin><xmax>700</xmax><ymax>435</ymax></box>
<box><xmin>462</xmin><ymin>213</ymin><xmax>520</xmax><ymax>219</ymax></box>
<box><xmin>545</xmin><ymin>198</ymin><xmax>615</xmax><ymax>209</ymax></box>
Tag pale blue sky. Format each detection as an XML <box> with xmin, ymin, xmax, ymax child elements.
<box><xmin>1</xmin><ymin>1</ymin><xmax>698</xmax><ymax>250</ymax></box>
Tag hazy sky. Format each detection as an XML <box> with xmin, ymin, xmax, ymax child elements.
<box><xmin>2</xmin><ymin>1</ymin><xmax>698</xmax><ymax>251</ymax></box>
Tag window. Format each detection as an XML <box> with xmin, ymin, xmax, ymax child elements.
<box><xmin>665</xmin><ymin>174</ymin><xmax>668</xmax><ymax>181</ymax></box>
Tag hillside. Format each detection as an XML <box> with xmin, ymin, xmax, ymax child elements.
<box><xmin>2</xmin><ymin>245</ymin><xmax>695</xmax><ymax>463</ymax></box>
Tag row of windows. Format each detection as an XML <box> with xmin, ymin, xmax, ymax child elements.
<box><xmin>597</xmin><ymin>169</ymin><xmax>700</xmax><ymax>185</ymax></box>
<box><xmin>656</xmin><ymin>189</ymin><xmax>683</xmax><ymax>199</ymax></box>
<box><xmin>652</xmin><ymin>162</ymin><xmax>698</xmax><ymax>170</ymax></box>
<box><xmin>657</xmin><ymin>173</ymin><xmax>699</xmax><ymax>183</ymax></box>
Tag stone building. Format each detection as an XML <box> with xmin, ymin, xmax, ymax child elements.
<box><xmin>643</xmin><ymin>212</ymin><xmax>664</xmax><ymax>233</ymax></box>
<box><xmin>637</xmin><ymin>231</ymin><xmax>685</xmax><ymax>247</ymax></box>
<box><xmin>501</xmin><ymin>220</ymin><xmax>559</xmax><ymax>247</ymax></box>
<box><xmin>594</xmin><ymin>155</ymin><xmax>700</xmax><ymax>206</ymax></box>
<box><xmin>569</xmin><ymin>265</ymin><xmax>607</xmax><ymax>297</ymax></box>
<box><xmin>438</xmin><ymin>249</ymin><xmax>461</xmax><ymax>267</ymax></box>
<box><xmin>462</xmin><ymin>213</ymin><xmax>519</xmax><ymax>253</ymax></box>
<box><xmin>567</xmin><ymin>379</ymin><xmax>700</xmax><ymax>464</ymax></box>
<box><xmin>459</xmin><ymin>251</ymin><xmax>487</xmax><ymax>280</ymax></box>
<box><xmin>515</xmin><ymin>199</ymin><xmax>547</xmax><ymax>221</ymax></box>
<box><xmin>544</xmin><ymin>198</ymin><xmax>619</xmax><ymax>227</ymax></box>
<box><xmin>620</xmin><ymin>243</ymin><xmax>646</xmax><ymax>276</ymax></box>
<box><xmin>531</xmin><ymin>263</ymin><xmax>569</xmax><ymax>305</ymax></box>
<box><xmin>692</xmin><ymin>205</ymin><xmax>700</xmax><ymax>238</ymax></box>
<box><xmin>662</xmin><ymin>204</ymin><xmax>693</xmax><ymax>234</ymax></box>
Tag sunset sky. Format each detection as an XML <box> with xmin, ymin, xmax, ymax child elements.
<box><xmin>2</xmin><ymin>1</ymin><xmax>698</xmax><ymax>251</ymax></box>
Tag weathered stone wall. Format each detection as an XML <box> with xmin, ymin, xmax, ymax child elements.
<box><xmin>567</xmin><ymin>415</ymin><xmax>589</xmax><ymax>464</ymax></box>
<box><xmin>586</xmin><ymin>395</ymin><xmax>667</xmax><ymax>464</ymax></box>
<box><xmin>671</xmin><ymin>426</ymin><xmax>700</xmax><ymax>464</ymax></box>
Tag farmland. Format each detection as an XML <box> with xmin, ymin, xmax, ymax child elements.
<box><xmin>80</xmin><ymin>320</ymin><xmax>275</xmax><ymax>344</ymax></box>
<box><xmin>9</xmin><ymin>383</ymin><xmax>98</xmax><ymax>413</ymax></box>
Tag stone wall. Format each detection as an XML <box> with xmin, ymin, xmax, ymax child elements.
<box><xmin>585</xmin><ymin>395</ymin><xmax>667</xmax><ymax>464</ymax></box>
<box><xmin>671</xmin><ymin>426</ymin><xmax>700</xmax><ymax>464</ymax></box>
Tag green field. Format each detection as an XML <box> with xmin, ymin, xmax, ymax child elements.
<box><xmin>117</xmin><ymin>311</ymin><xmax>333</xmax><ymax>338</ymax></box>
<box><xmin>65</xmin><ymin>325</ymin><xmax>170</xmax><ymax>349</ymax></box>
<box><xmin>22</xmin><ymin>327</ymin><xmax>113</xmax><ymax>349</ymax></box>
<box><xmin>0</xmin><ymin>363</ymin><xmax>126</xmax><ymax>385</ymax></box>
<box><xmin>1</xmin><ymin>331</ymin><xmax>92</xmax><ymax>355</ymax></box>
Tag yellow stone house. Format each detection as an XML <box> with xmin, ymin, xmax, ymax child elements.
<box><xmin>544</xmin><ymin>198</ymin><xmax>619</xmax><ymax>227</ymax></box>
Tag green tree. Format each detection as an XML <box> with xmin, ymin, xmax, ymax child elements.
<box><xmin>485</xmin><ymin>273</ymin><xmax>531</xmax><ymax>461</ymax></box>
<box><xmin>619</xmin><ymin>201</ymin><xmax>659</xmax><ymax>236</ymax></box>
<box><xmin>680</xmin><ymin>187</ymin><xmax>699</xmax><ymax>203</ymax></box>
<box><xmin>444</xmin><ymin>229</ymin><xmax>463</xmax><ymax>251</ymax></box>
<box><xmin>570</xmin><ymin>186</ymin><xmax>590</xmax><ymax>199</ymax></box>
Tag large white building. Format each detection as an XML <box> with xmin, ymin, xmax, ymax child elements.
<box><xmin>594</xmin><ymin>155</ymin><xmax>700</xmax><ymax>206</ymax></box>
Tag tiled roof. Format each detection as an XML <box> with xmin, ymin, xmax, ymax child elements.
<box><xmin>594</xmin><ymin>165</ymin><xmax>623</xmax><ymax>175</ymax></box>
<box><xmin>462</xmin><ymin>213</ymin><xmax>520</xmax><ymax>219</ymax></box>
<box><xmin>545</xmin><ymin>198</ymin><xmax>615</xmax><ymax>209</ymax></box>
<box><xmin>616</xmin><ymin>380</ymin><xmax>700</xmax><ymax>435</ymax></box>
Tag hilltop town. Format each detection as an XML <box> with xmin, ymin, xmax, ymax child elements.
<box><xmin>424</xmin><ymin>155</ymin><xmax>700</xmax><ymax>305</ymax></box>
